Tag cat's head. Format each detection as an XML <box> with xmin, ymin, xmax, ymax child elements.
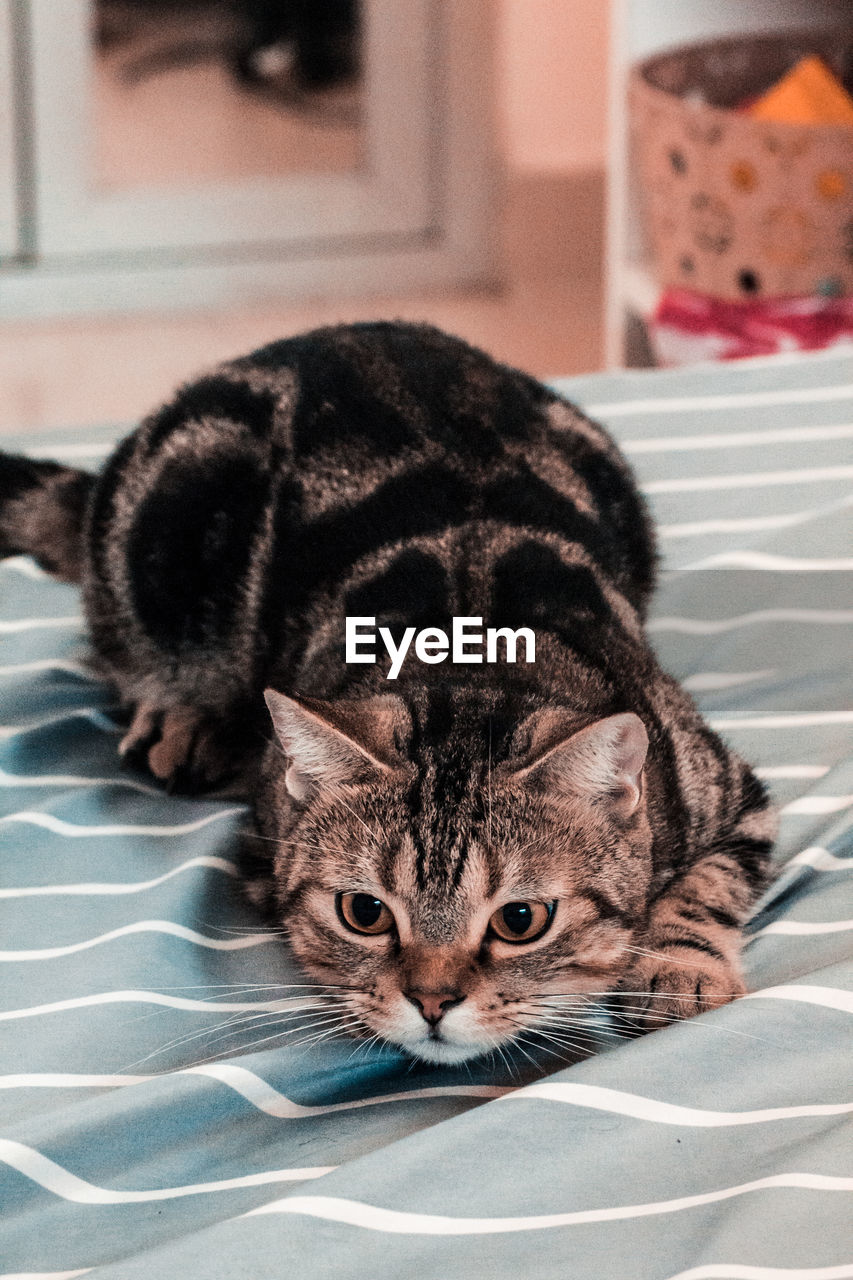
<box><xmin>260</xmin><ymin>688</ymin><xmax>653</xmax><ymax>1064</ymax></box>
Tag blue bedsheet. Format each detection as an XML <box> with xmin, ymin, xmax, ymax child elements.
<box><xmin>1</xmin><ymin>348</ymin><xmax>851</xmax><ymax>1278</ymax></box>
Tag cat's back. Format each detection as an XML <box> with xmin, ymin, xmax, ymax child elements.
<box><xmin>232</xmin><ymin>322</ymin><xmax>654</xmax><ymax>616</ymax></box>
<box><xmin>85</xmin><ymin>323</ymin><xmax>655</xmax><ymax>690</ymax></box>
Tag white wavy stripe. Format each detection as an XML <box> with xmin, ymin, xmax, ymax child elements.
<box><xmin>0</xmin><ymin>990</ymin><xmax>309</xmax><ymax>1022</ymax></box>
<box><xmin>0</xmin><ymin>854</ymin><xmax>239</xmax><ymax>898</ymax></box>
<box><xmin>754</xmin><ymin>919</ymin><xmax>853</xmax><ymax>938</ymax></box>
<box><xmin>178</xmin><ymin>1065</ymin><xmax>507</xmax><ymax>1117</ymax></box>
<box><xmin>710</xmin><ymin>712</ymin><xmax>853</xmax><ymax>730</ymax></box>
<box><xmin>501</xmin><ymin>1082</ymin><xmax>853</xmax><ymax>1128</ymax></box>
<box><xmin>744</xmin><ymin>985</ymin><xmax>853</xmax><ymax>1015</ymax></box>
<box><xmin>0</xmin><ymin>1067</ymin><xmax>508</xmax><ymax>1115</ymax></box>
<box><xmin>0</xmin><ymin>555</ymin><xmax>49</xmax><ymax>579</ymax></box>
<box><xmin>785</xmin><ymin>847</ymin><xmax>851</xmax><ymax>872</ymax></box>
<box><xmin>0</xmin><ymin>616</ymin><xmax>82</xmax><ymax>634</ymax></box>
<box><xmin>4</xmin><ymin>1067</ymin><xmax>851</xmax><ymax>1133</ymax></box>
<box><xmin>662</xmin><ymin>1264</ymin><xmax>853</xmax><ymax>1280</ymax></box>
<box><xmin>643</xmin><ymin>464</ymin><xmax>853</xmax><ymax>495</ymax></box>
<box><xmin>0</xmin><ymin>709</ymin><xmax>120</xmax><ymax>740</ymax></box>
<box><xmin>647</xmin><ymin>609</ymin><xmax>853</xmax><ymax>636</ymax></box>
<box><xmin>624</xmin><ymin>421</ymin><xmax>853</xmax><ymax>454</ymax></box>
<box><xmin>782</xmin><ymin>796</ymin><xmax>853</xmax><ymax>815</ymax></box>
<box><xmin>681</xmin><ymin>671</ymin><xmax>774</xmax><ymax>692</ymax></box>
<box><xmin>0</xmin><ymin>919</ymin><xmax>277</xmax><ymax>961</ymax></box>
<box><xmin>0</xmin><ymin>1073</ymin><xmax>154</xmax><ymax>1089</ymax></box>
<box><xmin>0</xmin><ymin>807</ymin><xmax>244</xmax><ymax>837</ymax></box>
<box><xmin>755</xmin><ymin>766</ymin><xmax>829</xmax><ymax>780</ymax></box>
<box><xmin>0</xmin><ymin>1272</ymin><xmax>92</xmax><ymax>1280</ymax></box>
<box><xmin>245</xmin><ymin>1172</ymin><xmax>853</xmax><ymax>1233</ymax></box>
<box><xmin>0</xmin><ymin>766</ymin><xmax>162</xmax><ymax>796</ymax></box>
<box><xmin>0</xmin><ymin>1138</ymin><xmax>332</xmax><ymax>1204</ymax></box>
<box><xmin>0</xmin><ymin>658</ymin><xmax>95</xmax><ymax>679</ymax></box>
<box><xmin>658</xmin><ymin>494</ymin><xmax>853</xmax><ymax>540</ymax></box>
<box><xmin>4</xmin><ymin>1068</ymin><xmax>849</xmax><ymax>1131</ymax></box>
<box><xmin>681</xmin><ymin>552</ymin><xmax>853</xmax><ymax>571</ymax></box>
<box><xmin>584</xmin><ymin>382</ymin><xmax>853</xmax><ymax>417</ymax></box>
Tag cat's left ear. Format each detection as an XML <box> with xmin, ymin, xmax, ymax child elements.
<box><xmin>508</xmin><ymin>710</ymin><xmax>648</xmax><ymax>819</ymax></box>
<box><xmin>264</xmin><ymin>690</ymin><xmax>410</xmax><ymax>802</ymax></box>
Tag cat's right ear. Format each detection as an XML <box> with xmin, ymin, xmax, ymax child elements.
<box><xmin>264</xmin><ymin>690</ymin><xmax>410</xmax><ymax>802</ymax></box>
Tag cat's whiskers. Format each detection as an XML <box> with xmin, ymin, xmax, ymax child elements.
<box><xmin>118</xmin><ymin>983</ymin><xmax>352</xmax><ymax>1033</ymax></box>
<box><xmin>291</xmin><ymin>1018</ymin><xmax>368</xmax><ymax>1055</ymax></box>
<box><xmin>137</xmin><ymin>995</ymin><xmax>355</xmax><ymax>1052</ymax></box>
<box><xmin>343</xmin><ymin>1031</ymin><xmax>385</xmax><ymax>1064</ymax></box>
<box><xmin>526</xmin><ymin>1013</ymin><xmax>638</xmax><ymax>1046</ymax></box>
<box><xmin>514</xmin><ymin>1033</ymin><xmax>580</xmax><ymax>1064</ymax></box>
<box><xmin>571</xmin><ymin>994</ymin><xmax>781</xmax><ymax>1048</ymax></box>
<box><xmin>179</xmin><ymin>1010</ymin><xmax>367</xmax><ymax>1068</ymax></box>
<box><xmin>182</xmin><ymin>984</ymin><xmax>357</xmax><ymax>1000</ymax></box>
<box><xmin>275</xmin><ymin>1013</ymin><xmax>372</xmax><ymax>1059</ymax></box>
<box><xmin>516</xmin><ymin>1003</ymin><xmax>630</xmax><ymax>1045</ymax></box>
<box><xmin>510</xmin><ymin>1021</ymin><xmax>596</xmax><ymax>1061</ymax></box>
<box><xmin>519</xmin><ymin>1027</ymin><xmax>595</xmax><ymax>1059</ymax></box>
<box><xmin>342</xmin><ymin>1027</ymin><xmax>384</xmax><ymax>1065</ymax></box>
<box><xmin>121</xmin><ymin>986</ymin><xmax>360</xmax><ymax>1067</ymax></box>
<box><xmin>187</xmin><ymin>1003</ymin><xmax>353</xmax><ymax>1055</ymax></box>
<box><xmin>121</xmin><ymin>999</ymin><xmax>346</xmax><ymax>1068</ymax></box>
<box><xmin>488</xmin><ymin>1033</ymin><xmax>522</xmax><ymax>1082</ymax></box>
<box><xmin>505</xmin><ymin>1032</ymin><xmax>540</xmax><ymax>1072</ymax></box>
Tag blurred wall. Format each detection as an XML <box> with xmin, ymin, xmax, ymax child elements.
<box><xmin>498</xmin><ymin>0</ymin><xmax>610</xmax><ymax>173</ymax></box>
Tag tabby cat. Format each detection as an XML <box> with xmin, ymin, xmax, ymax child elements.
<box><xmin>0</xmin><ymin>322</ymin><xmax>776</xmax><ymax>1065</ymax></box>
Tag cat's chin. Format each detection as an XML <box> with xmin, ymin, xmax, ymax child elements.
<box><xmin>397</xmin><ymin>1035</ymin><xmax>496</xmax><ymax>1066</ymax></box>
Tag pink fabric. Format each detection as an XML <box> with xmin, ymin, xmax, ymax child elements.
<box><xmin>650</xmin><ymin>288</ymin><xmax>853</xmax><ymax>366</ymax></box>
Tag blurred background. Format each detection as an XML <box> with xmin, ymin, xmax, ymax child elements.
<box><xmin>0</xmin><ymin>0</ymin><xmax>849</xmax><ymax>434</ymax></box>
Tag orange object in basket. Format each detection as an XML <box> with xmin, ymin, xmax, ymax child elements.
<box><xmin>746</xmin><ymin>54</ymin><xmax>853</xmax><ymax>125</ymax></box>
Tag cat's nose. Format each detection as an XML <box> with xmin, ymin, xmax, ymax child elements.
<box><xmin>405</xmin><ymin>990</ymin><xmax>465</xmax><ymax>1027</ymax></box>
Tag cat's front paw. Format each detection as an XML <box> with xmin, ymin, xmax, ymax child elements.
<box><xmin>614</xmin><ymin>946</ymin><xmax>746</xmax><ymax>1033</ymax></box>
<box><xmin>119</xmin><ymin>703</ymin><xmax>236</xmax><ymax>794</ymax></box>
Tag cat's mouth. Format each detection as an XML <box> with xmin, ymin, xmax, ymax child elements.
<box><xmin>384</xmin><ymin>1018</ymin><xmax>499</xmax><ymax>1065</ymax></box>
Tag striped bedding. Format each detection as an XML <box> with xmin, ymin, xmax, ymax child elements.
<box><xmin>1</xmin><ymin>347</ymin><xmax>851</xmax><ymax>1280</ymax></box>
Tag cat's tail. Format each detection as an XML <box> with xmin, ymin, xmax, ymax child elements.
<box><xmin>0</xmin><ymin>451</ymin><xmax>95</xmax><ymax>583</ymax></box>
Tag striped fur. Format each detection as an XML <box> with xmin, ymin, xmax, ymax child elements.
<box><xmin>0</xmin><ymin>322</ymin><xmax>776</xmax><ymax>1063</ymax></box>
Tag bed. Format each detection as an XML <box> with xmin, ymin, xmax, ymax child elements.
<box><xmin>1</xmin><ymin>347</ymin><xmax>851</xmax><ymax>1279</ymax></box>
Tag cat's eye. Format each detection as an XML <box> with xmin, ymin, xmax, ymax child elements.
<box><xmin>488</xmin><ymin>900</ymin><xmax>555</xmax><ymax>944</ymax></box>
<box><xmin>336</xmin><ymin>892</ymin><xmax>395</xmax><ymax>936</ymax></box>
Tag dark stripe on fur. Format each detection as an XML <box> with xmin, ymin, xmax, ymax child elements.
<box><xmin>719</xmin><ymin>837</ymin><xmax>774</xmax><ymax>893</ymax></box>
<box><xmin>658</xmin><ymin>934</ymin><xmax>729</xmax><ymax>963</ymax></box>
<box><xmin>143</xmin><ymin>377</ymin><xmax>276</xmax><ymax>455</ymax></box>
<box><xmin>127</xmin><ymin>450</ymin><xmax>269</xmax><ymax>651</ymax></box>
<box><xmin>582</xmin><ymin>889</ymin><xmax>633</xmax><ymax>926</ymax></box>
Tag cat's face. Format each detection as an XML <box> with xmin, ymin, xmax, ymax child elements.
<box><xmin>261</xmin><ymin>691</ymin><xmax>653</xmax><ymax>1064</ymax></box>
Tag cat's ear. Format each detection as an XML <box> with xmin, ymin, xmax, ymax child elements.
<box><xmin>264</xmin><ymin>690</ymin><xmax>410</xmax><ymax>802</ymax></box>
<box><xmin>509</xmin><ymin>710</ymin><xmax>648</xmax><ymax>819</ymax></box>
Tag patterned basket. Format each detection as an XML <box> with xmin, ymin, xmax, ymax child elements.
<box><xmin>630</xmin><ymin>31</ymin><xmax>853</xmax><ymax>301</ymax></box>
